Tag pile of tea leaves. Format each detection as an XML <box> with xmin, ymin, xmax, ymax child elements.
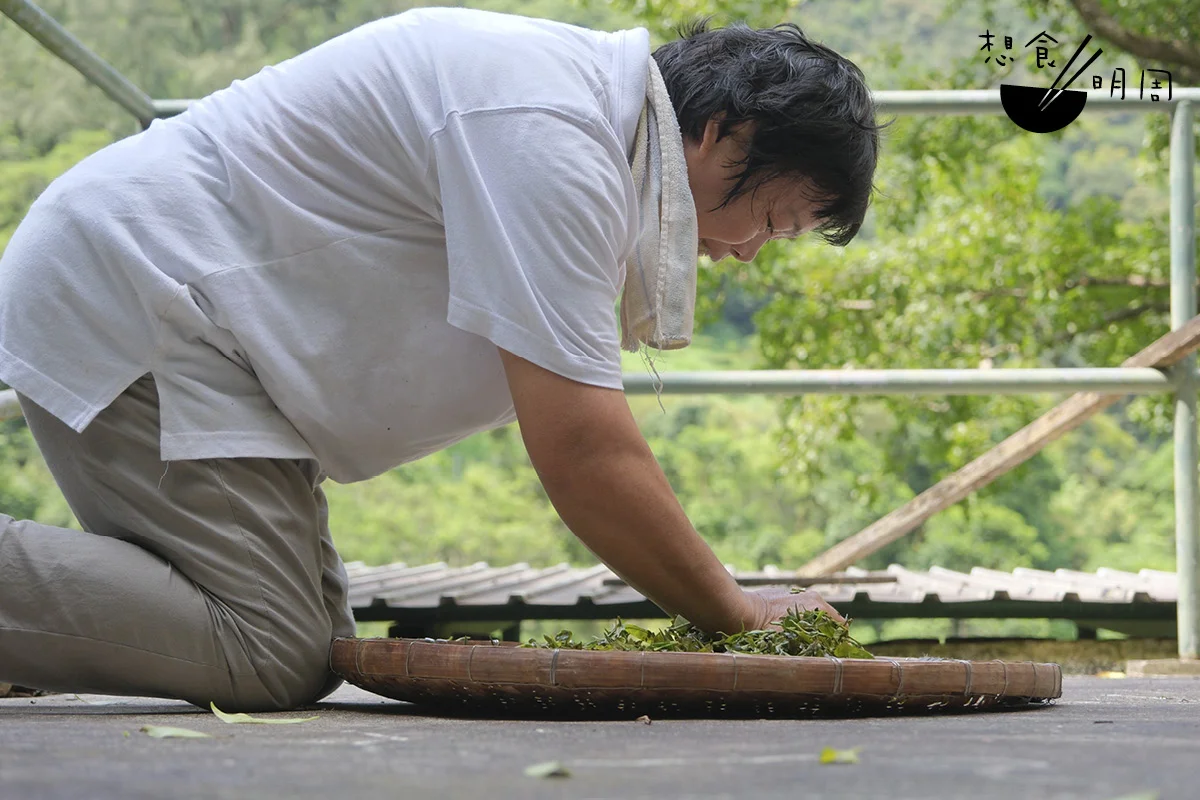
<box><xmin>524</xmin><ymin>608</ymin><xmax>873</xmax><ymax>659</ymax></box>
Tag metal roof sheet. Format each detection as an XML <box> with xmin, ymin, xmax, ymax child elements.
<box><xmin>346</xmin><ymin>561</ymin><xmax>1178</xmax><ymax>623</ymax></box>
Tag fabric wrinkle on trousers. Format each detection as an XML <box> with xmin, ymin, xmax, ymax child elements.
<box><xmin>0</xmin><ymin>374</ymin><xmax>356</xmax><ymax>711</ymax></box>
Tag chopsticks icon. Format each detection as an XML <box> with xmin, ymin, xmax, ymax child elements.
<box><xmin>1038</xmin><ymin>35</ymin><xmax>1103</xmax><ymax>111</ymax></box>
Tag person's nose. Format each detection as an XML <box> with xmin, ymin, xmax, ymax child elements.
<box><xmin>730</xmin><ymin>233</ymin><xmax>768</xmax><ymax>263</ymax></box>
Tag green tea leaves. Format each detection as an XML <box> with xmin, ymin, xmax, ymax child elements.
<box><xmin>833</xmin><ymin>641</ymin><xmax>875</xmax><ymax>659</ymax></box>
<box><xmin>524</xmin><ymin>608</ymin><xmax>873</xmax><ymax>659</ymax></box>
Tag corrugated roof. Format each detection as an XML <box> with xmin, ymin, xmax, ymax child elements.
<box><xmin>346</xmin><ymin>561</ymin><xmax>1177</xmax><ymax>627</ymax></box>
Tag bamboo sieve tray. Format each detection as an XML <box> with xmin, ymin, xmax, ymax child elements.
<box><xmin>330</xmin><ymin>637</ymin><xmax>1062</xmax><ymax>719</ymax></box>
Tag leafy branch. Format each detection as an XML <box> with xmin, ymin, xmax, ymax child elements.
<box><xmin>1062</xmin><ymin>0</ymin><xmax>1200</xmax><ymax>83</ymax></box>
<box><xmin>1050</xmin><ymin>301</ymin><xmax>1170</xmax><ymax>344</ymax></box>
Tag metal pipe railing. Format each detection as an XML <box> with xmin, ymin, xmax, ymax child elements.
<box><xmin>1170</xmin><ymin>100</ymin><xmax>1198</xmax><ymax>659</ymax></box>
<box><xmin>623</xmin><ymin>367</ymin><xmax>1173</xmax><ymax>396</ymax></box>
<box><xmin>873</xmin><ymin>88</ymin><xmax>1200</xmax><ymax>114</ymax></box>
<box><xmin>0</xmin><ymin>390</ymin><xmax>19</xmax><ymax>421</ymax></box>
<box><xmin>0</xmin><ymin>368</ymin><xmax>1175</xmax><ymax>425</ymax></box>
<box><xmin>0</xmin><ymin>0</ymin><xmax>156</xmax><ymax>127</ymax></box>
<box><xmin>151</xmin><ymin>88</ymin><xmax>1200</xmax><ymax>121</ymax></box>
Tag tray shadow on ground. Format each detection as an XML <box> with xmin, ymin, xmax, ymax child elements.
<box><xmin>313</xmin><ymin>696</ymin><xmax>1059</xmax><ymax>721</ymax></box>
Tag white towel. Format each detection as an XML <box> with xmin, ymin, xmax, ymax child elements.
<box><xmin>619</xmin><ymin>60</ymin><xmax>699</xmax><ymax>353</ymax></box>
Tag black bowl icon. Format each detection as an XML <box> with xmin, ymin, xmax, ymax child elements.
<box><xmin>1000</xmin><ymin>84</ymin><xmax>1088</xmax><ymax>133</ymax></box>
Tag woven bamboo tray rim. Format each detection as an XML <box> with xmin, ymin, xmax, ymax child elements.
<box><xmin>330</xmin><ymin>637</ymin><xmax>1061</xmax><ymax>714</ymax></box>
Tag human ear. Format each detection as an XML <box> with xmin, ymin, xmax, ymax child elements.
<box><xmin>697</xmin><ymin>117</ymin><xmax>723</xmax><ymax>158</ymax></box>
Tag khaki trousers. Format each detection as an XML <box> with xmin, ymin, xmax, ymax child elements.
<box><xmin>0</xmin><ymin>375</ymin><xmax>356</xmax><ymax>711</ymax></box>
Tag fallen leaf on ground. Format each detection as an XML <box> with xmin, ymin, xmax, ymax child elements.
<box><xmin>1096</xmin><ymin>671</ymin><xmax>1127</xmax><ymax>679</ymax></box>
<box><xmin>73</xmin><ymin>694</ymin><xmax>126</xmax><ymax>706</ymax></box>
<box><xmin>210</xmin><ymin>701</ymin><xmax>318</xmax><ymax>724</ymax></box>
<box><xmin>819</xmin><ymin>747</ymin><xmax>860</xmax><ymax>765</ymax></box>
<box><xmin>140</xmin><ymin>725</ymin><xmax>212</xmax><ymax>739</ymax></box>
<box><xmin>636</xmin><ymin>715</ymin><xmax>652</xmax><ymax>725</ymax></box>
<box><xmin>524</xmin><ymin>761</ymin><xmax>571</xmax><ymax>779</ymax></box>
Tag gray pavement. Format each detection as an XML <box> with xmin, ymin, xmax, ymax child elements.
<box><xmin>1</xmin><ymin>676</ymin><xmax>1197</xmax><ymax>800</ymax></box>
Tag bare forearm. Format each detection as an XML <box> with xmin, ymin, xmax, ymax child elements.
<box><xmin>536</xmin><ymin>438</ymin><xmax>752</xmax><ymax>634</ymax></box>
<box><xmin>496</xmin><ymin>347</ymin><xmax>760</xmax><ymax>634</ymax></box>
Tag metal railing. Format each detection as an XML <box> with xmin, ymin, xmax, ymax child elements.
<box><xmin>0</xmin><ymin>0</ymin><xmax>155</xmax><ymax>126</ymax></box>
<box><xmin>623</xmin><ymin>367</ymin><xmax>1175</xmax><ymax>396</ymax></box>
<box><xmin>1</xmin><ymin>0</ymin><xmax>1197</xmax><ymax>659</ymax></box>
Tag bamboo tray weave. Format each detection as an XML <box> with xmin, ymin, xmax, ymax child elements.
<box><xmin>330</xmin><ymin>637</ymin><xmax>1062</xmax><ymax>718</ymax></box>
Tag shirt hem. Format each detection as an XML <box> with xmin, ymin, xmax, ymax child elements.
<box><xmin>159</xmin><ymin>430</ymin><xmax>317</xmax><ymax>464</ymax></box>
<box><xmin>0</xmin><ymin>346</ymin><xmax>132</xmax><ymax>433</ymax></box>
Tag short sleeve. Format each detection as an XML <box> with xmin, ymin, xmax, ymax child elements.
<box><xmin>432</xmin><ymin>108</ymin><xmax>635</xmax><ymax>389</ymax></box>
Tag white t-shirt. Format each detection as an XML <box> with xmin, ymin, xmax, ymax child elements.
<box><xmin>0</xmin><ymin>8</ymin><xmax>650</xmax><ymax>483</ymax></box>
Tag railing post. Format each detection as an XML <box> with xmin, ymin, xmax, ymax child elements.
<box><xmin>1171</xmin><ymin>100</ymin><xmax>1198</xmax><ymax>660</ymax></box>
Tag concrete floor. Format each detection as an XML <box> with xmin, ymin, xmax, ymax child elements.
<box><xmin>1</xmin><ymin>676</ymin><xmax>1197</xmax><ymax>800</ymax></box>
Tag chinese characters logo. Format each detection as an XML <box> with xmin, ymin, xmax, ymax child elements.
<box><xmin>979</xmin><ymin>30</ymin><xmax>1173</xmax><ymax>133</ymax></box>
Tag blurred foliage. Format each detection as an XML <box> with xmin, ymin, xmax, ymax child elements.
<box><xmin>743</xmin><ymin>134</ymin><xmax>1172</xmax><ymax>479</ymax></box>
<box><xmin>0</xmin><ymin>129</ymin><xmax>113</xmax><ymax>248</ymax></box>
<box><xmin>0</xmin><ymin>0</ymin><xmax>1197</xmax><ymax>642</ymax></box>
<box><xmin>0</xmin><ymin>420</ymin><xmax>75</xmax><ymax>530</ymax></box>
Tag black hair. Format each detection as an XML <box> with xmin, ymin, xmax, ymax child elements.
<box><xmin>653</xmin><ymin>20</ymin><xmax>884</xmax><ymax>246</ymax></box>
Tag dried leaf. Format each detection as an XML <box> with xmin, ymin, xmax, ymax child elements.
<box><xmin>636</xmin><ymin>715</ymin><xmax>652</xmax><ymax>725</ymax></box>
<box><xmin>140</xmin><ymin>725</ymin><xmax>212</xmax><ymax>739</ymax></box>
<box><xmin>73</xmin><ymin>694</ymin><xmax>125</xmax><ymax>706</ymax></box>
<box><xmin>210</xmin><ymin>701</ymin><xmax>318</xmax><ymax>724</ymax></box>
<box><xmin>819</xmin><ymin>747</ymin><xmax>860</xmax><ymax>765</ymax></box>
<box><xmin>524</xmin><ymin>761</ymin><xmax>571</xmax><ymax>779</ymax></box>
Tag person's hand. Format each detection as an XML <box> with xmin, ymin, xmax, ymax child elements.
<box><xmin>741</xmin><ymin>586</ymin><xmax>846</xmax><ymax>631</ymax></box>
